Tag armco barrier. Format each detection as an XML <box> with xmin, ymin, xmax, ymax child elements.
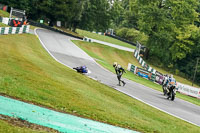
<box><xmin>29</xmin><ymin>20</ymin><xmax>83</xmax><ymax>40</ymax></box>
<box><xmin>0</xmin><ymin>25</ymin><xmax>30</xmax><ymax>35</ymax></box>
<box><xmin>127</xmin><ymin>63</ymin><xmax>137</xmax><ymax>74</ymax></box>
<box><xmin>105</xmin><ymin>33</ymin><xmax>136</xmax><ymax>46</ymax></box>
<box><xmin>127</xmin><ymin>63</ymin><xmax>156</xmax><ymax>82</ymax></box>
<box><xmin>128</xmin><ymin>62</ymin><xmax>200</xmax><ymax>99</ymax></box>
<box><xmin>134</xmin><ymin>50</ymin><xmax>156</xmax><ymax>74</ymax></box>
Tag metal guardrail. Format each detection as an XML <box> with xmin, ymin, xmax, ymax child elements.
<box><xmin>29</xmin><ymin>20</ymin><xmax>83</xmax><ymax>40</ymax></box>
<box><xmin>105</xmin><ymin>33</ymin><xmax>137</xmax><ymax>46</ymax></box>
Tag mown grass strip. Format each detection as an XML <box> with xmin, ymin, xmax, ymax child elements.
<box><xmin>0</xmin><ymin>10</ymin><xmax>9</xmax><ymax>17</ymax></box>
<box><xmin>72</xmin><ymin>40</ymin><xmax>200</xmax><ymax>106</ymax></box>
<box><xmin>0</xmin><ymin>34</ymin><xmax>199</xmax><ymax>133</ymax></box>
<box><xmin>0</xmin><ymin>22</ymin><xmax>9</xmax><ymax>27</ymax></box>
<box><xmin>76</xmin><ymin>29</ymin><xmax>136</xmax><ymax>49</ymax></box>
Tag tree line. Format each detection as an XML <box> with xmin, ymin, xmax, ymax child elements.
<box><xmin>1</xmin><ymin>0</ymin><xmax>113</xmax><ymax>32</ymax></box>
<box><xmin>1</xmin><ymin>0</ymin><xmax>200</xmax><ymax>85</ymax></box>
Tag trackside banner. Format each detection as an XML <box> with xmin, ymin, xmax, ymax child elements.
<box><xmin>177</xmin><ymin>82</ymin><xmax>200</xmax><ymax>99</ymax></box>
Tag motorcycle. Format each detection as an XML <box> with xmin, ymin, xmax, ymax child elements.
<box><xmin>73</xmin><ymin>66</ymin><xmax>91</xmax><ymax>74</ymax></box>
<box><xmin>167</xmin><ymin>83</ymin><xmax>176</xmax><ymax>101</ymax></box>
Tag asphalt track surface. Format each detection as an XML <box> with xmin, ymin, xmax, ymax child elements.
<box><xmin>36</xmin><ymin>29</ymin><xmax>200</xmax><ymax>127</ymax></box>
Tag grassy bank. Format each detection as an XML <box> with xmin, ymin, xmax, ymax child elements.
<box><xmin>55</xmin><ymin>27</ymin><xmax>84</xmax><ymax>38</ymax></box>
<box><xmin>0</xmin><ymin>119</ymin><xmax>48</xmax><ymax>133</ymax></box>
<box><xmin>0</xmin><ymin>10</ymin><xmax>9</xmax><ymax>17</ymax></box>
<box><xmin>0</xmin><ymin>34</ymin><xmax>199</xmax><ymax>133</ymax></box>
<box><xmin>76</xmin><ymin>29</ymin><xmax>136</xmax><ymax>49</ymax></box>
<box><xmin>0</xmin><ymin>22</ymin><xmax>8</xmax><ymax>27</ymax></box>
<box><xmin>72</xmin><ymin>40</ymin><xmax>200</xmax><ymax>106</ymax></box>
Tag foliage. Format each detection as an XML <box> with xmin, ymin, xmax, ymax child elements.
<box><xmin>133</xmin><ymin>0</ymin><xmax>200</xmax><ymax>84</ymax></box>
<box><xmin>116</xmin><ymin>27</ymin><xmax>148</xmax><ymax>45</ymax></box>
<box><xmin>78</xmin><ymin>0</ymin><xmax>111</xmax><ymax>32</ymax></box>
<box><xmin>0</xmin><ymin>0</ymin><xmax>111</xmax><ymax>31</ymax></box>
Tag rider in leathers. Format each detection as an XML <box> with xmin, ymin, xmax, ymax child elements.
<box><xmin>167</xmin><ymin>75</ymin><xmax>176</xmax><ymax>99</ymax></box>
<box><xmin>113</xmin><ymin>62</ymin><xmax>126</xmax><ymax>86</ymax></box>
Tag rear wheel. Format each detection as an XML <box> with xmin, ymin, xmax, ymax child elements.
<box><xmin>171</xmin><ymin>91</ymin><xmax>175</xmax><ymax>101</ymax></box>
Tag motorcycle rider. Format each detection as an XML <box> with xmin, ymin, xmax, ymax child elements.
<box><xmin>162</xmin><ymin>74</ymin><xmax>169</xmax><ymax>95</ymax></box>
<box><xmin>167</xmin><ymin>74</ymin><xmax>176</xmax><ymax>99</ymax></box>
<box><xmin>113</xmin><ymin>62</ymin><xmax>126</xmax><ymax>86</ymax></box>
<box><xmin>73</xmin><ymin>65</ymin><xmax>88</xmax><ymax>73</ymax></box>
<box><xmin>162</xmin><ymin>74</ymin><xmax>168</xmax><ymax>86</ymax></box>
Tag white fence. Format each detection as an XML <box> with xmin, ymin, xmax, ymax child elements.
<box><xmin>177</xmin><ymin>82</ymin><xmax>200</xmax><ymax>99</ymax></box>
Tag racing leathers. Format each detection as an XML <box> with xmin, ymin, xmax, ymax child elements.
<box><xmin>114</xmin><ymin>64</ymin><xmax>126</xmax><ymax>86</ymax></box>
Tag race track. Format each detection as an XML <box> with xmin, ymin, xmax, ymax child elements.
<box><xmin>36</xmin><ymin>29</ymin><xmax>200</xmax><ymax>127</ymax></box>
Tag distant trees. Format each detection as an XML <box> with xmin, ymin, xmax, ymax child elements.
<box><xmin>78</xmin><ymin>0</ymin><xmax>111</xmax><ymax>32</ymax></box>
<box><xmin>110</xmin><ymin>0</ymin><xmax>200</xmax><ymax>84</ymax></box>
<box><xmin>1</xmin><ymin>0</ymin><xmax>112</xmax><ymax>32</ymax></box>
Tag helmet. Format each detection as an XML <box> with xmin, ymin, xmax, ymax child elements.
<box><xmin>170</xmin><ymin>74</ymin><xmax>173</xmax><ymax>78</ymax></box>
<box><xmin>113</xmin><ymin>62</ymin><xmax>117</xmax><ymax>67</ymax></box>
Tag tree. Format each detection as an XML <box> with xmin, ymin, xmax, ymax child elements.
<box><xmin>135</xmin><ymin>0</ymin><xmax>199</xmax><ymax>65</ymax></box>
<box><xmin>79</xmin><ymin>0</ymin><xmax>111</xmax><ymax>32</ymax></box>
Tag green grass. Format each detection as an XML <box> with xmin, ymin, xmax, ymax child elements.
<box><xmin>76</xmin><ymin>29</ymin><xmax>136</xmax><ymax>49</ymax></box>
<box><xmin>76</xmin><ymin>29</ymin><xmax>199</xmax><ymax>88</ymax></box>
<box><xmin>54</xmin><ymin>27</ymin><xmax>84</xmax><ymax>38</ymax></box>
<box><xmin>72</xmin><ymin>40</ymin><xmax>200</xmax><ymax>106</ymax></box>
<box><xmin>0</xmin><ymin>34</ymin><xmax>200</xmax><ymax>133</ymax></box>
<box><xmin>0</xmin><ymin>22</ymin><xmax>8</xmax><ymax>27</ymax></box>
<box><xmin>30</xmin><ymin>25</ymin><xmax>39</xmax><ymax>30</ymax></box>
<box><xmin>0</xmin><ymin>119</ymin><xmax>47</xmax><ymax>133</ymax></box>
<box><xmin>0</xmin><ymin>10</ymin><xmax>10</xmax><ymax>17</ymax></box>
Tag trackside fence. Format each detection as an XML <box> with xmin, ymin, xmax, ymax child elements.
<box><xmin>0</xmin><ymin>25</ymin><xmax>30</xmax><ymax>35</ymax></box>
<box><xmin>127</xmin><ymin>63</ymin><xmax>200</xmax><ymax>99</ymax></box>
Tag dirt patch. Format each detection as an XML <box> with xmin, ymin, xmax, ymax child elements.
<box><xmin>0</xmin><ymin>114</ymin><xmax>59</xmax><ymax>133</ymax></box>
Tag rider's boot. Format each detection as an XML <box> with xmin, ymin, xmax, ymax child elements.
<box><xmin>122</xmin><ymin>81</ymin><xmax>126</xmax><ymax>86</ymax></box>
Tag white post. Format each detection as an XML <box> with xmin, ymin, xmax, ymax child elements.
<box><xmin>9</xmin><ymin>7</ymin><xmax>13</xmax><ymax>20</ymax></box>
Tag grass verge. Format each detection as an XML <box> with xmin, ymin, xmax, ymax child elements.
<box><xmin>76</xmin><ymin>29</ymin><xmax>136</xmax><ymax>49</ymax></box>
<box><xmin>0</xmin><ymin>34</ymin><xmax>199</xmax><ymax>133</ymax></box>
<box><xmin>30</xmin><ymin>25</ymin><xmax>39</xmax><ymax>30</ymax></box>
<box><xmin>0</xmin><ymin>22</ymin><xmax>8</xmax><ymax>27</ymax></box>
<box><xmin>54</xmin><ymin>27</ymin><xmax>84</xmax><ymax>38</ymax></box>
<box><xmin>0</xmin><ymin>118</ymin><xmax>49</xmax><ymax>133</ymax></box>
<box><xmin>0</xmin><ymin>10</ymin><xmax>9</xmax><ymax>17</ymax></box>
<box><xmin>72</xmin><ymin>40</ymin><xmax>200</xmax><ymax>106</ymax></box>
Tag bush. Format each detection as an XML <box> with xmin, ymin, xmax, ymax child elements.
<box><xmin>116</xmin><ymin>27</ymin><xmax>148</xmax><ymax>45</ymax></box>
<box><xmin>125</xmin><ymin>29</ymin><xmax>140</xmax><ymax>42</ymax></box>
<box><xmin>116</xmin><ymin>27</ymin><xmax>129</xmax><ymax>38</ymax></box>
